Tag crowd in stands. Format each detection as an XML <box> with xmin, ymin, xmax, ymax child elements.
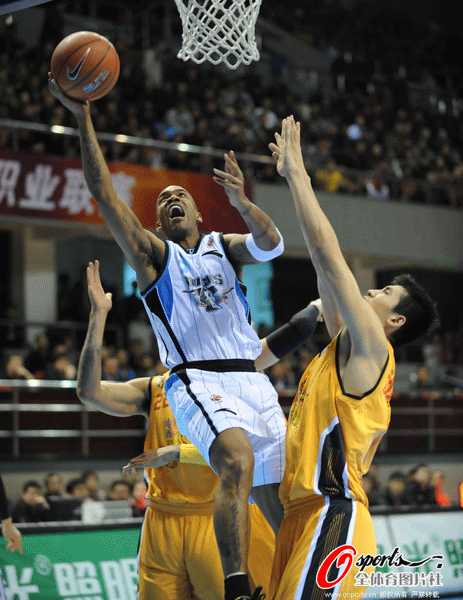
<box><xmin>4</xmin><ymin>462</ymin><xmax>454</xmax><ymax>526</ymax></box>
<box><xmin>363</xmin><ymin>463</ymin><xmax>453</xmax><ymax>509</ymax></box>
<box><xmin>7</xmin><ymin>470</ymin><xmax>149</xmax><ymax>524</ymax></box>
<box><xmin>2</xmin><ymin>288</ymin><xmax>463</xmax><ymax>397</ymax></box>
<box><xmin>1</xmin><ymin>3</ymin><xmax>463</xmax><ymax>207</ymax></box>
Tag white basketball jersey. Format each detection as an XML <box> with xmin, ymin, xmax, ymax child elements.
<box><xmin>141</xmin><ymin>232</ymin><xmax>262</xmax><ymax>369</ymax></box>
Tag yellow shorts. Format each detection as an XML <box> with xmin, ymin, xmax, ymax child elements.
<box><xmin>270</xmin><ymin>497</ymin><xmax>376</xmax><ymax>600</ymax></box>
<box><xmin>138</xmin><ymin>505</ymin><xmax>223</xmax><ymax>600</ymax></box>
<box><xmin>138</xmin><ymin>504</ymin><xmax>275</xmax><ymax>600</ymax></box>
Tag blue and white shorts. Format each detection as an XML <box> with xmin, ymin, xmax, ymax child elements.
<box><xmin>165</xmin><ymin>365</ymin><xmax>286</xmax><ymax>487</ymax></box>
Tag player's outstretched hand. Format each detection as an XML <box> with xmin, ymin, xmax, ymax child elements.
<box><xmin>2</xmin><ymin>519</ymin><xmax>23</xmax><ymax>554</ymax></box>
<box><xmin>122</xmin><ymin>446</ymin><xmax>181</xmax><ymax>473</ymax></box>
<box><xmin>269</xmin><ymin>115</ymin><xmax>305</xmax><ymax>178</ymax></box>
<box><xmin>87</xmin><ymin>260</ymin><xmax>112</xmax><ymax>313</ymax></box>
<box><xmin>213</xmin><ymin>150</ymin><xmax>247</xmax><ymax>208</ymax></box>
<box><xmin>48</xmin><ymin>74</ymin><xmax>89</xmax><ymax>117</ymax></box>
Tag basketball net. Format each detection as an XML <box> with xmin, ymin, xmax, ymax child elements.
<box><xmin>173</xmin><ymin>0</ymin><xmax>262</xmax><ymax>70</ymax></box>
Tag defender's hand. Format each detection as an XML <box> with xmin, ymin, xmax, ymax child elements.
<box><xmin>87</xmin><ymin>260</ymin><xmax>112</xmax><ymax>313</ymax></box>
<box><xmin>269</xmin><ymin>116</ymin><xmax>305</xmax><ymax>178</ymax></box>
<box><xmin>122</xmin><ymin>446</ymin><xmax>181</xmax><ymax>473</ymax></box>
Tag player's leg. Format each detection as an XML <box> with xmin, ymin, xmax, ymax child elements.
<box><xmin>138</xmin><ymin>507</ymin><xmax>191</xmax><ymax>600</ymax></box>
<box><xmin>209</xmin><ymin>427</ymin><xmax>255</xmax><ymax>599</ymax></box>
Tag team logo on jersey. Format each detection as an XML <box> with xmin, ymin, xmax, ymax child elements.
<box><xmin>289</xmin><ymin>388</ymin><xmax>306</xmax><ymax>427</ymax></box>
<box><xmin>207</xmin><ymin>235</ymin><xmax>214</xmax><ymax>247</ymax></box>
<box><xmin>165</xmin><ymin>418</ymin><xmax>177</xmax><ymax>439</ymax></box>
<box><xmin>211</xmin><ymin>394</ymin><xmax>222</xmax><ymax>402</ymax></box>
<box><xmin>184</xmin><ymin>274</ymin><xmax>233</xmax><ymax>312</ymax></box>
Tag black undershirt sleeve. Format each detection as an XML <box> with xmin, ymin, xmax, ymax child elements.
<box><xmin>265</xmin><ymin>304</ymin><xmax>320</xmax><ymax>360</ymax></box>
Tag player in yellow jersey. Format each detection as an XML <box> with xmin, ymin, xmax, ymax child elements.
<box><xmin>267</xmin><ymin>116</ymin><xmax>440</xmax><ymax>600</ymax></box>
<box><xmin>77</xmin><ymin>260</ymin><xmax>322</xmax><ymax>600</ymax></box>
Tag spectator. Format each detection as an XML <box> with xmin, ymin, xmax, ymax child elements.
<box><xmin>404</xmin><ymin>464</ymin><xmax>438</xmax><ymax>506</ymax></box>
<box><xmin>115</xmin><ymin>349</ymin><xmax>137</xmax><ymax>380</ymax></box>
<box><xmin>408</xmin><ymin>366</ymin><xmax>436</xmax><ymax>393</ymax></box>
<box><xmin>431</xmin><ymin>469</ymin><xmax>452</xmax><ymax>507</ymax></box>
<box><xmin>44</xmin><ymin>473</ymin><xmax>65</xmax><ymax>499</ymax></box>
<box><xmin>128</xmin><ymin>339</ymin><xmax>145</xmax><ymax>375</ymax></box>
<box><xmin>0</xmin><ymin>303</ymin><xmax>25</xmax><ymax>349</ymax></box>
<box><xmin>102</xmin><ymin>355</ymin><xmax>122</xmax><ymax>382</ymax></box>
<box><xmin>107</xmin><ymin>480</ymin><xmax>132</xmax><ymax>502</ymax></box>
<box><xmin>361</xmin><ymin>473</ymin><xmax>382</xmax><ymax>506</ymax></box>
<box><xmin>81</xmin><ymin>471</ymin><xmax>105</xmax><ymax>501</ymax></box>
<box><xmin>365</xmin><ymin>175</ymin><xmax>390</xmax><ymax>200</ymax></box>
<box><xmin>422</xmin><ymin>332</ymin><xmax>443</xmax><ymax>385</ymax></box>
<box><xmin>66</xmin><ymin>478</ymin><xmax>90</xmax><ymax>500</ymax></box>
<box><xmin>164</xmin><ymin>100</ymin><xmax>195</xmax><ymax>137</ymax></box>
<box><xmin>127</xmin><ymin>309</ymin><xmax>157</xmax><ymax>357</ymax></box>
<box><xmin>381</xmin><ymin>471</ymin><xmax>408</xmax><ymax>507</ymax></box>
<box><xmin>268</xmin><ymin>359</ymin><xmax>296</xmax><ymax>392</ymax></box>
<box><xmin>24</xmin><ymin>333</ymin><xmax>51</xmax><ymax>378</ymax></box>
<box><xmin>68</xmin><ymin>477</ymin><xmax>107</xmax><ymax>523</ymax></box>
<box><xmin>131</xmin><ymin>480</ymin><xmax>148</xmax><ymax>517</ymax></box>
<box><xmin>45</xmin><ymin>351</ymin><xmax>77</xmax><ymax>380</ymax></box>
<box><xmin>314</xmin><ymin>158</ymin><xmax>345</xmax><ymax>193</ymax></box>
<box><xmin>0</xmin><ymin>354</ymin><xmax>33</xmax><ymax>380</ymax></box>
<box><xmin>11</xmin><ymin>481</ymin><xmax>52</xmax><ymax>523</ymax></box>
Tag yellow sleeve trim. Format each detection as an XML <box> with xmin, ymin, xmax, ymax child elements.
<box><xmin>179</xmin><ymin>444</ymin><xmax>209</xmax><ymax>466</ymax></box>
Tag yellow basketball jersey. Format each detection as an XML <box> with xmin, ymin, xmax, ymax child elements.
<box><xmin>280</xmin><ymin>334</ymin><xmax>394</xmax><ymax>512</ymax></box>
<box><xmin>145</xmin><ymin>374</ymin><xmax>219</xmax><ymax>512</ymax></box>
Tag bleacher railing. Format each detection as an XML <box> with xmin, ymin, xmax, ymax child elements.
<box><xmin>1</xmin><ymin>379</ymin><xmax>462</xmax><ymax>458</ymax></box>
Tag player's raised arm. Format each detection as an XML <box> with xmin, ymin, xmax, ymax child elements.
<box><xmin>214</xmin><ymin>151</ymin><xmax>284</xmax><ymax>264</ymax></box>
<box><xmin>48</xmin><ymin>79</ymin><xmax>163</xmax><ymax>289</ymax></box>
<box><xmin>76</xmin><ymin>261</ymin><xmax>150</xmax><ymax>418</ymax></box>
<box><xmin>270</xmin><ymin>117</ymin><xmax>389</xmax><ymax>390</ymax></box>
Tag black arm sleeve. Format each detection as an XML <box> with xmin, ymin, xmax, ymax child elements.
<box><xmin>265</xmin><ymin>304</ymin><xmax>320</xmax><ymax>360</ymax></box>
<box><xmin>0</xmin><ymin>474</ymin><xmax>11</xmax><ymax>521</ymax></box>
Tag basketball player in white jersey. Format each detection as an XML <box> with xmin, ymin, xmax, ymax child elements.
<box><xmin>49</xmin><ymin>78</ymin><xmax>284</xmax><ymax>600</ymax></box>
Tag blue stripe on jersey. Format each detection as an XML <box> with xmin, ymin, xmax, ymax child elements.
<box><xmin>156</xmin><ymin>267</ymin><xmax>174</xmax><ymax>322</ymax></box>
<box><xmin>235</xmin><ymin>276</ymin><xmax>250</xmax><ymax>320</ymax></box>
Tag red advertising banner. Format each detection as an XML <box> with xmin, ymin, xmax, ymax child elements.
<box><xmin>0</xmin><ymin>150</ymin><xmax>252</xmax><ymax>233</ymax></box>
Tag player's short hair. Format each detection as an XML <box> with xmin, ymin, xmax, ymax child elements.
<box><xmin>388</xmin><ymin>274</ymin><xmax>440</xmax><ymax>348</ymax></box>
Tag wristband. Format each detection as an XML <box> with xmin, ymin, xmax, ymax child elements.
<box><xmin>245</xmin><ymin>228</ymin><xmax>284</xmax><ymax>261</ymax></box>
<box><xmin>266</xmin><ymin>304</ymin><xmax>320</xmax><ymax>360</ymax></box>
<box><xmin>179</xmin><ymin>444</ymin><xmax>209</xmax><ymax>466</ymax></box>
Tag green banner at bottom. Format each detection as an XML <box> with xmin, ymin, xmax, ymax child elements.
<box><xmin>1</xmin><ymin>527</ymin><xmax>140</xmax><ymax>600</ymax></box>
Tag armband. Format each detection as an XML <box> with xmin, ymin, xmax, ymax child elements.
<box><xmin>266</xmin><ymin>304</ymin><xmax>320</xmax><ymax>360</ymax></box>
<box><xmin>179</xmin><ymin>444</ymin><xmax>209</xmax><ymax>466</ymax></box>
<box><xmin>245</xmin><ymin>228</ymin><xmax>284</xmax><ymax>261</ymax></box>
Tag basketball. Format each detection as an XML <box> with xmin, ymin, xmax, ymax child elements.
<box><xmin>50</xmin><ymin>31</ymin><xmax>120</xmax><ymax>102</ymax></box>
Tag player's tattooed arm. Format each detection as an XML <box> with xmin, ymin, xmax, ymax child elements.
<box><xmin>48</xmin><ymin>78</ymin><xmax>161</xmax><ymax>285</ymax></box>
<box><xmin>77</xmin><ymin>261</ymin><xmax>150</xmax><ymax>418</ymax></box>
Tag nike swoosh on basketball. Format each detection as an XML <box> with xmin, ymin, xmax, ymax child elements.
<box><xmin>66</xmin><ymin>48</ymin><xmax>91</xmax><ymax>81</ymax></box>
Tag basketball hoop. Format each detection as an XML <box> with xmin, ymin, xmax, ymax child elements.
<box><xmin>173</xmin><ymin>0</ymin><xmax>262</xmax><ymax>70</ymax></box>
